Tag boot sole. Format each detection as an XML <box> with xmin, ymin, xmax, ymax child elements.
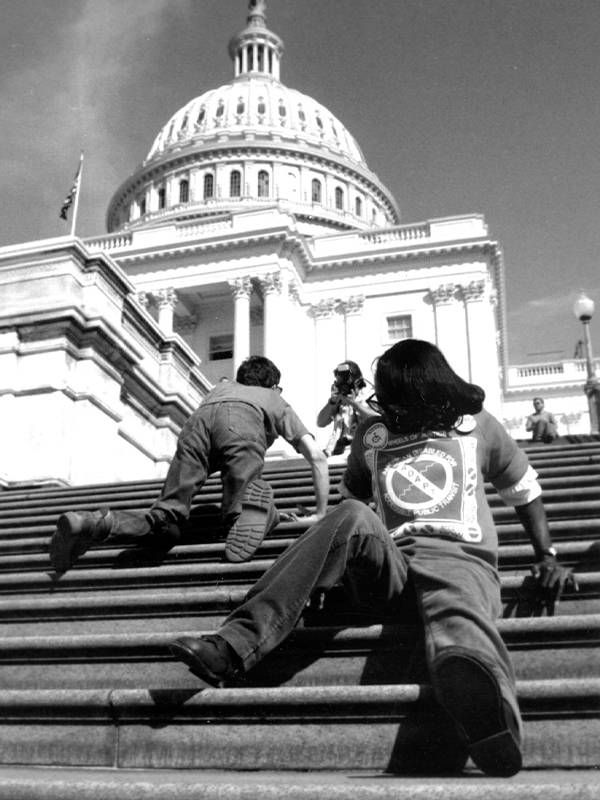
<box><xmin>225</xmin><ymin>481</ymin><xmax>276</xmax><ymax>563</ymax></box>
<box><xmin>435</xmin><ymin>654</ymin><xmax>522</xmax><ymax>777</ymax></box>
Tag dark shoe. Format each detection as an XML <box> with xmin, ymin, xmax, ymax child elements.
<box><xmin>435</xmin><ymin>654</ymin><xmax>522</xmax><ymax>777</ymax></box>
<box><xmin>50</xmin><ymin>508</ymin><xmax>114</xmax><ymax>573</ymax></box>
<box><xmin>225</xmin><ymin>480</ymin><xmax>277</xmax><ymax>563</ymax></box>
<box><xmin>170</xmin><ymin>634</ymin><xmax>241</xmax><ymax>687</ymax></box>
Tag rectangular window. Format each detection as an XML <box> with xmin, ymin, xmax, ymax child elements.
<box><xmin>209</xmin><ymin>334</ymin><xmax>234</xmax><ymax>361</ymax></box>
<box><xmin>387</xmin><ymin>314</ymin><xmax>412</xmax><ymax>341</ymax></box>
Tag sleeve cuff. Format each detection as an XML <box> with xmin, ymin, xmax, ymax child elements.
<box><xmin>497</xmin><ymin>465</ymin><xmax>542</xmax><ymax>506</ymax></box>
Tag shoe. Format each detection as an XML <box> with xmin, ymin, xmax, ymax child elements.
<box><xmin>49</xmin><ymin>508</ymin><xmax>114</xmax><ymax>573</ymax></box>
<box><xmin>435</xmin><ymin>654</ymin><xmax>522</xmax><ymax>777</ymax></box>
<box><xmin>225</xmin><ymin>480</ymin><xmax>277</xmax><ymax>563</ymax></box>
<box><xmin>170</xmin><ymin>634</ymin><xmax>241</xmax><ymax>687</ymax></box>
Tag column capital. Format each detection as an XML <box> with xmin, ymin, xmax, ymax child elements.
<box><xmin>137</xmin><ymin>291</ymin><xmax>151</xmax><ymax>309</ymax></box>
<box><xmin>428</xmin><ymin>284</ymin><xmax>457</xmax><ymax>305</ymax></box>
<box><xmin>288</xmin><ymin>280</ymin><xmax>301</xmax><ymax>303</ymax></box>
<box><xmin>308</xmin><ymin>298</ymin><xmax>338</xmax><ymax>319</ymax></box>
<box><xmin>459</xmin><ymin>279</ymin><xmax>487</xmax><ymax>303</ymax></box>
<box><xmin>258</xmin><ymin>271</ymin><xmax>283</xmax><ymax>295</ymax></box>
<box><xmin>229</xmin><ymin>276</ymin><xmax>253</xmax><ymax>299</ymax></box>
<box><xmin>338</xmin><ymin>294</ymin><xmax>365</xmax><ymax>316</ymax></box>
<box><xmin>156</xmin><ymin>287</ymin><xmax>178</xmax><ymax>309</ymax></box>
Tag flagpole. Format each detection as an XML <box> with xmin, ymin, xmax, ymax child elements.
<box><xmin>70</xmin><ymin>151</ymin><xmax>84</xmax><ymax>237</ymax></box>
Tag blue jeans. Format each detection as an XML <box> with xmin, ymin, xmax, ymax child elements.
<box><xmin>108</xmin><ymin>402</ymin><xmax>269</xmax><ymax>537</ymax></box>
<box><xmin>218</xmin><ymin>499</ymin><xmax>521</xmax><ymax>728</ymax></box>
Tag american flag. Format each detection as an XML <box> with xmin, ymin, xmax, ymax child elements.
<box><xmin>59</xmin><ymin>153</ymin><xmax>84</xmax><ymax>221</ymax></box>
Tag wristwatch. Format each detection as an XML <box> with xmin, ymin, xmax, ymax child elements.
<box><xmin>541</xmin><ymin>546</ymin><xmax>557</xmax><ymax>558</ymax></box>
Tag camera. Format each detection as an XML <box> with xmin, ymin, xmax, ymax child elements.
<box><xmin>332</xmin><ymin>361</ymin><xmax>365</xmax><ymax>397</ymax></box>
<box><xmin>332</xmin><ymin>369</ymin><xmax>356</xmax><ymax>397</ymax></box>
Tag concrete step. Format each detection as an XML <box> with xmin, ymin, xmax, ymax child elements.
<box><xmin>0</xmin><ymin>615</ymin><xmax>596</xmax><ymax>689</ymax></box>
<box><xmin>0</xmin><ymin>569</ymin><xmax>596</xmax><ymax>629</ymax></box>
<box><xmin>0</xmin><ymin>535</ymin><xmax>596</xmax><ymax>576</ymax></box>
<box><xmin>0</xmin><ymin>681</ymin><xmax>597</xmax><ymax>770</ymax></box>
<box><xmin>0</xmin><ymin>553</ymin><xmax>595</xmax><ymax>603</ymax></box>
<box><xmin>0</xmin><ymin>765</ymin><xmax>597</xmax><ymax>800</ymax></box>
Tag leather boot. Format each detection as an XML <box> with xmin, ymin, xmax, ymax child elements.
<box><xmin>50</xmin><ymin>508</ymin><xmax>114</xmax><ymax>574</ymax></box>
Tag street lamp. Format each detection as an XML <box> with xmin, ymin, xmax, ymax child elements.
<box><xmin>573</xmin><ymin>292</ymin><xmax>599</xmax><ymax>434</ymax></box>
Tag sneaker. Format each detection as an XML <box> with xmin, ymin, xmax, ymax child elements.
<box><xmin>225</xmin><ymin>480</ymin><xmax>278</xmax><ymax>563</ymax></box>
<box><xmin>49</xmin><ymin>508</ymin><xmax>114</xmax><ymax>574</ymax></box>
<box><xmin>435</xmin><ymin>654</ymin><xmax>522</xmax><ymax>777</ymax></box>
<box><xmin>170</xmin><ymin>634</ymin><xmax>241</xmax><ymax>687</ymax></box>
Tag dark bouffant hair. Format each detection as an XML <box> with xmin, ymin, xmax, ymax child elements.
<box><xmin>374</xmin><ymin>339</ymin><xmax>485</xmax><ymax>433</ymax></box>
<box><xmin>236</xmin><ymin>356</ymin><xmax>281</xmax><ymax>388</ymax></box>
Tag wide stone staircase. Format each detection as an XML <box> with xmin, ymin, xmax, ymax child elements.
<box><xmin>0</xmin><ymin>440</ymin><xmax>598</xmax><ymax>798</ymax></box>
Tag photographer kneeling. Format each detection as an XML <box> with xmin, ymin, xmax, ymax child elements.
<box><xmin>317</xmin><ymin>360</ymin><xmax>374</xmax><ymax>457</ymax></box>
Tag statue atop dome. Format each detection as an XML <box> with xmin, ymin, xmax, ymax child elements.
<box><xmin>248</xmin><ymin>0</ymin><xmax>267</xmax><ymax>23</ymax></box>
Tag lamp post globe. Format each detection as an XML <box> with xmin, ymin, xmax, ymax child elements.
<box><xmin>573</xmin><ymin>292</ymin><xmax>595</xmax><ymax>323</ymax></box>
<box><xmin>573</xmin><ymin>292</ymin><xmax>599</xmax><ymax>434</ymax></box>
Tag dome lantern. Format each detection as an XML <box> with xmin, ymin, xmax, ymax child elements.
<box><xmin>228</xmin><ymin>0</ymin><xmax>284</xmax><ymax>81</ymax></box>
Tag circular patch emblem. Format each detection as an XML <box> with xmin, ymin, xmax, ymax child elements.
<box><xmin>455</xmin><ymin>414</ymin><xmax>476</xmax><ymax>434</ymax></box>
<box><xmin>363</xmin><ymin>423</ymin><xmax>388</xmax><ymax>450</ymax></box>
<box><xmin>383</xmin><ymin>452</ymin><xmax>455</xmax><ymax>512</ymax></box>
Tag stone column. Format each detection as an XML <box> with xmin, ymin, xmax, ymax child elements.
<box><xmin>338</xmin><ymin>295</ymin><xmax>365</xmax><ymax>363</ymax></box>
<box><xmin>460</xmin><ymin>279</ymin><xmax>502</xmax><ymax>415</ymax></box>
<box><xmin>308</xmin><ymin>298</ymin><xmax>341</xmax><ymax>413</ymax></box>
<box><xmin>229</xmin><ymin>276</ymin><xmax>253</xmax><ymax>370</ymax></box>
<box><xmin>428</xmin><ymin>283</ymin><xmax>470</xmax><ymax>380</ymax></box>
<box><xmin>258</xmin><ymin>272</ymin><xmax>285</xmax><ymax>364</ymax></box>
<box><xmin>156</xmin><ymin>288</ymin><xmax>178</xmax><ymax>335</ymax></box>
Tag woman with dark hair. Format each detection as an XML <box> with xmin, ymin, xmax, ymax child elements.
<box><xmin>170</xmin><ymin>340</ymin><xmax>575</xmax><ymax>777</ymax></box>
<box><xmin>371</xmin><ymin>338</ymin><xmax>485</xmax><ymax>433</ymax></box>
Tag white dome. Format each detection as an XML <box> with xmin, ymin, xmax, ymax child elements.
<box><xmin>146</xmin><ymin>76</ymin><xmax>366</xmax><ymax>168</ymax></box>
<box><xmin>106</xmin><ymin>2</ymin><xmax>399</xmax><ymax>233</ymax></box>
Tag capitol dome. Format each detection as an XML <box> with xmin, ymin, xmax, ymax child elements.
<box><xmin>106</xmin><ymin>1</ymin><xmax>400</xmax><ymax>234</ymax></box>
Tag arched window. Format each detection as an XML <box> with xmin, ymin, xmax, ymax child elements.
<box><xmin>230</xmin><ymin>170</ymin><xmax>241</xmax><ymax>197</ymax></box>
<box><xmin>216</xmin><ymin>100</ymin><xmax>225</xmax><ymax>118</ymax></box>
<box><xmin>204</xmin><ymin>173</ymin><xmax>214</xmax><ymax>199</ymax></box>
<box><xmin>258</xmin><ymin>170</ymin><xmax>269</xmax><ymax>197</ymax></box>
<box><xmin>138</xmin><ymin>195</ymin><xmax>146</xmax><ymax>216</ymax></box>
<box><xmin>311</xmin><ymin>178</ymin><xmax>322</xmax><ymax>203</ymax></box>
<box><xmin>179</xmin><ymin>179</ymin><xmax>189</xmax><ymax>203</ymax></box>
<box><xmin>257</xmin><ymin>97</ymin><xmax>266</xmax><ymax>116</ymax></box>
<box><xmin>157</xmin><ymin>186</ymin><xmax>166</xmax><ymax>209</ymax></box>
<box><xmin>335</xmin><ymin>186</ymin><xmax>344</xmax><ymax>210</ymax></box>
<box><xmin>236</xmin><ymin>98</ymin><xmax>245</xmax><ymax>116</ymax></box>
<box><xmin>196</xmin><ymin>106</ymin><xmax>206</xmax><ymax>126</ymax></box>
<box><xmin>355</xmin><ymin>196</ymin><xmax>362</xmax><ymax>217</ymax></box>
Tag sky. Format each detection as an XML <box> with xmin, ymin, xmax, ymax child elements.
<box><xmin>1</xmin><ymin>0</ymin><xmax>599</xmax><ymax>364</ymax></box>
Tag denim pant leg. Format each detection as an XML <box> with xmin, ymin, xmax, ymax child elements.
<box><xmin>210</xmin><ymin>403</ymin><xmax>269</xmax><ymax>530</ymax></box>
<box><xmin>218</xmin><ymin>499</ymin><xmax>409</xmax><ymax>670</ymax></box>
<box><xmin>409</xmin><ymin>546</ymin><xmax>522</xmax><ymax>734</ymax></box>
<box><xmin>150</xmin><ymin>408</ymin><xmax>213</xmax><ymax>525</ymax></box>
